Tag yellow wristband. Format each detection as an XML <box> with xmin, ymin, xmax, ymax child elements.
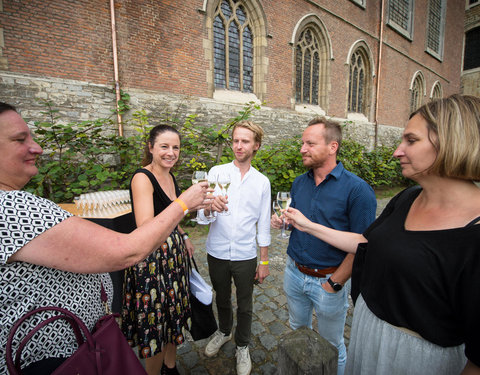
<box><xmin>259</xmin><ymin>261</ymin><xmax>269</xmax><ymax>265</ymax></box>
<box><xmin>174</xmin><ymin>198</ymin><xmax>189</xmax><ymax>215</ymax></box>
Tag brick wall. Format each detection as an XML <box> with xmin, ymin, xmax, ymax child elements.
<box><xmin>0</xmin><ymin>0</ymin><xmax>465</xmax><ymax>131</ymax></box>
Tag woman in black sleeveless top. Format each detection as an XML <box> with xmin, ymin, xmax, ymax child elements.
<box><xmin>122</xmin><ymin>125</ymin><xmax>194</xmax><ymax>375</ymax></box>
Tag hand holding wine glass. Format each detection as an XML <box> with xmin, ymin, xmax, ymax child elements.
<box><xmin>191</xmin><ymin>171</ymin><xmax>208</xmax><ymax>222</ymax></box>
<box><xmin>217</xmin><ymin>172</ymin><xmax>231</xmax><ymax>216</ymax></box>
<box><xmin>276</xmin><ymin>192</ymin><xmax>291</xmax><ymax>238</ymax></box>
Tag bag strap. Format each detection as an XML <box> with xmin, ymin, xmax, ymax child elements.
<box><xmin>190</xmin><ymin>256</ymin><xmax>200</xmax><ymax>273</ymax></box>
<box><xmin>13</xmin><ymin>315</ymin><xmax>83</xmax><ymax>371</ymax></box>
<box><xmin>6</xmin><ymin>306</ymin><xmax>94</xmax><ymax>374</ymax></box>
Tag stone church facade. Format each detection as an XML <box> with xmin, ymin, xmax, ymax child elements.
<box><xmin>0</xmin><ymin>0</ymin><xmax>465</xmax><ymax>148</ymax></box>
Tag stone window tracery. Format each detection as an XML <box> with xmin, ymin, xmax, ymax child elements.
<box><xmin>348</xmin><ymin>50</ymin><xmax>366</xmax><ymax>114</ymax></box>
<box><xmin>431</xmin><ymin>82</ymin><xmax>442</xmax><ymax>100</ymax></box>
<box><xmin>213</xmin><ymin>0</ymin><xmax>253</xmax><ymax>93</ymax></box>
<box><xmin>295</xmin><ymin>27</ymin><xmax>325</xmax><ymax>106</ymax></box>
<box><xmin>410</xmin><ymin>73</ymin><xmax>425</xmax><ymax>113</ymax></box>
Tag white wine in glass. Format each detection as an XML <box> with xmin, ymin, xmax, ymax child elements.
<box><xmin>277</xmin><ymin>192</ymin><xmax>291</xmax><ymax>238</ymax></box>
<box><xmin>206</xmin><ymin>174</ymin><xmax>217</xmax><ymax>220</ymax></box>
<box><xmin>191</xmin><ymin>171</ymin><xmax>207</xmax><ymax>222</ymax></box>
<box><xmin>217</xmin><ymin>172</ymin><xmax>231</xmax><ymax>216</ymax></box>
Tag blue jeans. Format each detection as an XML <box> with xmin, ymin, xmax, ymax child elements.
<box><xmin>283</xmin><ymin>256</ymin><xmax>349</xmax><ymax>375</ymax></box>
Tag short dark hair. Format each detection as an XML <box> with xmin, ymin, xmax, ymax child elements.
<box><xmin>0</xmin><ymin>102</ymin><xmax>17</xmax><ymax>115</ymax></box>
<box><xmin>307</xmin><ymin>116</ymin><xmax>342</xmax><ymax>153</ymax></box>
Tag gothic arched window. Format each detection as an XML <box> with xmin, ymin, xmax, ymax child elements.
<box><xmin>410</xmin><ymin>73</ymin><xmax>425</xmax><ymax>113</ymax></box>
<box><xmin>295</xmin><ymin>25</ymin><xmax>328</xmax><ymax>107</ymax></box>
<box><xmin>348</xmin><ymin>50</ymin><xmax>366</xmax><ymax>114</ymax></box>
<box><xmin>431</xmin><ymin>82</ymin><xmax>442</xmax><ymax>100</ymax></box>
<box><xmin>213</xmin><ymin>0</ymin><xmax>253</xmax><ymax>93</ymax></box>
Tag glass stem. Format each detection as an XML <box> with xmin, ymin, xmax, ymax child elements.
<box><xmin>281</xmin><ymin>218</ymin><xmax>286</xmax><ymax>237</ymax></box>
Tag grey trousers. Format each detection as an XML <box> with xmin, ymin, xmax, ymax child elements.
<box><xmin>207</xmin><ymin>254</ymin><xmax>257</xmax><ymax>347</ymax></box>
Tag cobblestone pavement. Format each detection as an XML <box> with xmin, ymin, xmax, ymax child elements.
<box><xmin>175</xmin><ymin>199</ymin><xmax>389</xmax><ymax>375</ymax></box>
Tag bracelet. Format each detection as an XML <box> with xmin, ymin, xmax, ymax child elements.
<box><xmin>259</xmin><ymin>260</ymin><xmax>269</xmax><ymax>265</ymax></box>
<box><xmin>182</xmin><ymin>232</ymin><xmax>189</xmax><ymax>241</ymax></box>
<box><xmin>174</xmin><ymin>198</ymin><xmax>189</xmax><ymax>215</ymax></box>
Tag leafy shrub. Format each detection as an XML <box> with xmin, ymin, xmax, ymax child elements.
<box><xmin>25</xmin><ymin>99</ymin><xmax>407</xmax><ymax>204</ymax></box>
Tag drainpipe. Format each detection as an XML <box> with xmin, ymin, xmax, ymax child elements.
<box><xmin>110</xmin><ymin>0</ymin><xmax>123</xmax><ymax>136</ymax></box>
<box><xmin>374</xmin><ymin>0</ymin><xmax>385</xmax><ymax>147</ymax></box>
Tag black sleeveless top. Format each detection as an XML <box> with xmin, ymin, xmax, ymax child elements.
<box><xmin>129</xmin><ymin>168</ymin><xmax>181</xmax><ymax>222</ymax></box>
<box><xmin>360</xmin><ymin>187</ymin><xmax>480</xmax><ymax>364</ymax></box>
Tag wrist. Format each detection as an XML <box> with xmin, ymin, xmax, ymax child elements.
<box><xmin>259</xmin><ymin>260</ymin><xmax>269</xmax><ymax>265</ymax></box>
<box><xmin>181</xmin><ymin>232</ymin><xmax>189</xmax><ymax>241</ymax></box>
<box><xmin>174</xmin><ymin>198</ymin><xmax>189</xmax><ymax>216</ymax></box>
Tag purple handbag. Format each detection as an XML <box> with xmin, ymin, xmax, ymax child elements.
<box><xmin>6</xmin><ymin>287</ymin><xmax>147</xmax><ymax>375</ymax></box>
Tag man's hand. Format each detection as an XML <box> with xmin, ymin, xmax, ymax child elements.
<box><xmin>255</xmin><ymin>263</ymin><xmax>270</xmax><ymax>284</ymax></box>
<box><xmin>210</xmin><ymin>195</ymin><xmax>228</xmax><ymax>213</ymax></box>
<box><xmin>271</xmin><ymin>212</ymin><xmax>283</xmax><ymax>229</ymax></box>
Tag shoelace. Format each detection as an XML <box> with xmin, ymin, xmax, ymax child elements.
<box><xmin>213</xmin><ymin>332</ymin><xmax>226</xmax><ymax>344</ymax></box>
<box><xmin>237</xmin><ymin>347</ymin><xmax>248</xmax><ymax>360</ymax></box>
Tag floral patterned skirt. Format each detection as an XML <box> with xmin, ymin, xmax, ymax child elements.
<box><xmin>121</xmin><ymin>229</ymin><xmax>192</xmax><ymax>358</ymax></box>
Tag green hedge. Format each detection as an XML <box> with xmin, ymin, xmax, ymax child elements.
<box><xmin>25</xmin><ymin>100</ymin><xmax>408</xmax><ymax>203</ymax></box>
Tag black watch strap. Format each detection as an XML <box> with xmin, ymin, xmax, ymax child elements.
<box><xmin>327</xmin><ymin>277</ymin><xmax>343</xmax><ymax>291</ymax></box>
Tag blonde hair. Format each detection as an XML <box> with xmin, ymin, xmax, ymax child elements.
<box><xmin>410</xmin><ymin>94</ymin><xmax>480</xmax><ymax>181</ymax></box>
<box><xmin>232</xmin><ymin>120</ymin><xmax>265</xmax><ymax>153</ymax></box>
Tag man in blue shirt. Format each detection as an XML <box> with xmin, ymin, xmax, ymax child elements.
<box><xmin>271</xmin><ymin>117</ymin><xmax>376</xmax><ymax>375</ymax></box>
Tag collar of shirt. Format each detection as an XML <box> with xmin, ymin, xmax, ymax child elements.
<box><xmin>205</xmin><ymin>162</ymin><xmax>271</xmax><ymax>261</ymax></box>
<box><xmin>287</xmin><ymin>162</ymin><xmax>376</xmax><ymax>268</ymax></box>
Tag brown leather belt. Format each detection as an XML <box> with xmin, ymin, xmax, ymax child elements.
<box><xmin>294</xmin><ymin>262</ymin><xmax>338</xmax><ymax>278</ymax></box>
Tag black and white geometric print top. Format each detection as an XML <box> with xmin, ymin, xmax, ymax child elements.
<box><xmin>0</xmin><ymin>190</ymin><xmax>113</xmax><ymax>372</ymax></box>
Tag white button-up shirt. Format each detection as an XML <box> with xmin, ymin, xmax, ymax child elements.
<box><xmin>200</xmin><ymin>162</ymin><xmax>271</xmax><ymax>261</ymax></box>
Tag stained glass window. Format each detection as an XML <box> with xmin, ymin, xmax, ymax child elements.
<box><xmin>348</xmin><ymin>50</ymin><xmax>367</xmax><ymax>114</ymax></box>
<box><xmin>431</xmin><ymin>83</ymin><xmax>442</xmax><ymax>100</ymax></box>
<box><xmin>410</xmin><ymin>74</ymin><xmax>424</xmax><ymax>113</ymax></box>
<box><xmin>213</xmin><ymin>0</ymin><xmax>254</xmax><ymax>93</ymax></box>
<box><xmin>295</xmin><ymin>27</ymin><xmax>323</xmax><ymax>105</ymax></box>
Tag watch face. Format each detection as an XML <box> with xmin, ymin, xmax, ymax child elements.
<box><xmin>332</xmin><ymin>283</ymin><xmax>342</xmax><ymax>291</ymax></box>
<box><xmin>328</xmin><ymin>277</ymin><xmax>342</xmax><ymax>291</ymax></box>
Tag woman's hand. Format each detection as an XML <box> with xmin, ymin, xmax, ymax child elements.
<box><xmin>178</xmin><ymin>181</ymin><xmax>212</xmax><ymax>211</ymax></box>
<box><xmin>283</xmin><ymin>207</ymin><xmax>312</xmax><ymax>232</ymax></box>
<box><xmin>271</xmin><ymin>211</ymin><xmax>283</xmax><ymax>229</ymax></box>
<box><xmin>184</xmin><ymin>238</ymin><xmax>194</xmax><ymax>257</ymax></box>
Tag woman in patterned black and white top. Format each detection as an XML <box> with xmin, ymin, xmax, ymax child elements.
<box><xmin>0</xmin><ymin>102</ymin><xmax>211</xmax><ymax>374</ymax></box>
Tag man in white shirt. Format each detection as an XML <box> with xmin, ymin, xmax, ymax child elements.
<box><xmin>199</xmin><ymin>121</ymin><xmax>271</xmax><ymax>375</ymax></box>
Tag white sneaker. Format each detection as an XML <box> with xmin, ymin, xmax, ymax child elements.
<box><xmin>204</xmin><ymin>330</ymin><xmax>232</xmax><ymax>357</ymax></box>
<box><xmin>236</xmin><ymin>346</ymin><xmax>252</xmax><ymax>375</ymax></box>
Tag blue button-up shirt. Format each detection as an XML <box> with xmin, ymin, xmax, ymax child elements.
<box><xmin>287</xmin><ymin>162</ymin><xmax>376</xmax><ymax>269</ymax></box>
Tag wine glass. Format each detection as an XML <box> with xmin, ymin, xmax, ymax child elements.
<box><xmin>191</xmin><ymin>171</ymin><xmax>208</xmax><ymax>222</ymax></box>
<box><xmin>206</xmin><ymin>174</ymin><xmax>217</xmax><ymax>220</ymax></box>
<box><xmin>217</xmin><ymin>172</ymin><xmax>231</xmax><ymax>216</ymax></box>
<box><xmin>277</xmin><ymin>192</ymin><xmax>291</xmax><ymax>238</ymax></box>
